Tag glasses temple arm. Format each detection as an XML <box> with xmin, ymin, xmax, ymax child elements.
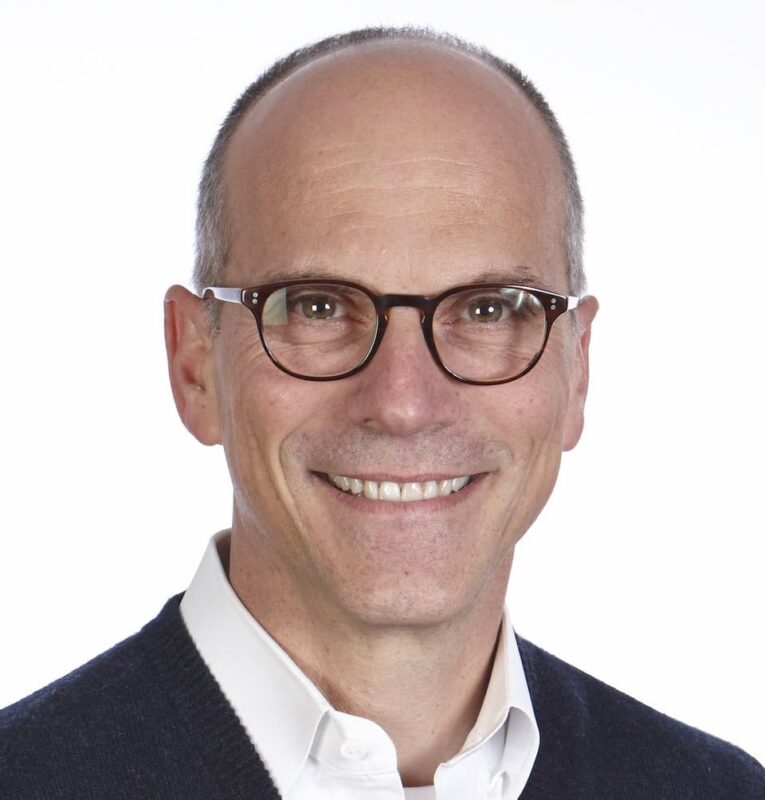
<box><xmin>202</xmin><ymin>287</ymin><xmax>245</xmax><ymax>304</ymax></box>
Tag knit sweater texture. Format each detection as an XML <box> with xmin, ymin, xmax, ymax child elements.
<box><xmin>1</xmin><ymin>595</ymin><xmax>763</xmax><ymax>799</ymax></box>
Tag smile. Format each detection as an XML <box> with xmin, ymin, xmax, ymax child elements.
<box><xmin>325</xmin><ymin>473</ymin><xmax>473</xmax><ymax>502</ymax></box>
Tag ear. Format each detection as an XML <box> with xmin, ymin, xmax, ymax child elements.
<box><xmin>562</xmin><ymin>295</ymin><xmax>599</xmax><ymax>452</ymax></box>
<box><xmin>164</xmin><ymin>285</ymin><xmax>221</xmax><ymax>446</ymax></box>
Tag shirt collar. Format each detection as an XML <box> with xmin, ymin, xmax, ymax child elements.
<box><xmin>180</xmin><ymin>531</ymin><xmax>329</xmax><ymax>792</ymax></box>
<box><xmin>181</xmin><ymin>530</ymin><xmax>539</xmax><ymax>796</ymax></box>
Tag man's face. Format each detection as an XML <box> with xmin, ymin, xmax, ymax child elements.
<box><xmin>200</xmin><ymin>44</ymin><xmax>595</xmax><ymax>627</ymax></box>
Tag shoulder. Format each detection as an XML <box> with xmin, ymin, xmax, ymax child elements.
<box><xmin>516</xmin><ymin>636</ymin><xmax>765</xmax><ymax>799</ymax></box>
<box><xmin>0</xmin><ymin>595</ymin><xmax>279</xmax><ymax>800</ymax></box>
<box><xmin>1</xmin><ymin>606</ymin><xmax>157</xmax><ymax>727</ymax></box>
<box><xmin>0</xmin><ymin>596</ymin><xmax>213</xmax><ymax>798</ymax></box>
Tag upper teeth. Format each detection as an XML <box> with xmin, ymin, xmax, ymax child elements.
<box><xmin>327</xmin><ymin>474</ymin><xmax>471</xmax><ymax>501</ymax></box>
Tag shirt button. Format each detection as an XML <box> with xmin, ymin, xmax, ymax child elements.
<box><xmin>339</xmin><ymin>737</ymin><xmax>367</xmax><ymax>762</ymax></box>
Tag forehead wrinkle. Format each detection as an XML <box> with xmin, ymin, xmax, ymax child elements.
<box><xmin>272</xmin><ymin>156</ymin><xmax>543</xmax><ymax>230</ymax></box>
<box><xmin>245</xmin><ymin>136</ymin><xmax>560</xmax><ymax>258</ymax></box>
<box><xmin>304</xmin><ymin>155</ymin><xmax>500</xmax><ymax>178</ymax></box>
<box><xmin>287</xmin><ymin>186</ymin><xmax>490</xmax><ymax>219</ymax></box>
<box><xmin>291</xmin><ymin>154</ymin><xmax>509</xmax><ymax>200</ymax></box>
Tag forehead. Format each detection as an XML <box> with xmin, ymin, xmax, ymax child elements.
<box><xmin>224</xmin><ymin>41</ymin><xmax>568</xmax><ymax>292</ymax></box>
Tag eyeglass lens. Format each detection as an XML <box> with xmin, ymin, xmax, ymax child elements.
<box><xmin>259</xmin><ymin>283</ymin><xmax>547</xmax><ymax>381</ymax></box>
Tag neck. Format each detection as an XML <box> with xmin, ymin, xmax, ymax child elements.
<box><xmin>229</xmin><ymin>525</ymin><xmax>512</xmax><ymax>787</ymax></box>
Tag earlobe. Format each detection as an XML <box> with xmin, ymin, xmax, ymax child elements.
<box><xmin>562</xmin><ymin>295</ymin><xmax>598</xmax><ymax>452</ymax></box>
<box><xmin>164</xmin><ymin>285</ymin><xmax>221</xmax><ymax>446</ymax></box>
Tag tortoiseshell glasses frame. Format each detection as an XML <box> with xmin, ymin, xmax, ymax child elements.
<box><xmin>202</xmin><ymin>278</ymin><xmax>581</xmax><ymax>386</ymax></box>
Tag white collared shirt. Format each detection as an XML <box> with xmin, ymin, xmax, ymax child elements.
<box><xmin>180</xmin><ymin>531</ymin><xmax>539</xmax><ymax>800</ymax></box>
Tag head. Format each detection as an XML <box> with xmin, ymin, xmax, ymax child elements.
<box><xmin>194</xmin><ymin>28</ymin><xmax>586</xmax><ymax>322</ymax></box>
<box><xmin>165</xmin><ymin>28</ymin><xmax>598</xmax><ymax>631</ymax></box>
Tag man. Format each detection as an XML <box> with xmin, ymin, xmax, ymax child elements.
<box><xmin>1</xmin><ymin>26</ymin><xmax>762</xmax><ymax>800</ymax></box>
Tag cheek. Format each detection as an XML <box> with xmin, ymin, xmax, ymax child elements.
<box><xmin>493</xmin><ymin>357</ymin><xmax>571</xmax><ymax>447</ymax></box>
<box><xmin>488</xmin><ymin>355</ymin><xmax>573</xmax><ymax>504</ymax></box>
<box><xmin>215</xmin><ymin>324</ymin><xmax>346</xmax><ymax>510</ymax></box>
<box><xmin>214</xmin><ymin>327</ymin><xmax>299</xmax><ymax>494</ymax></box>
<box><xmin>218</xmin><ymin>316</ymin><xmax>299</xmax><ymax>424</ymax></box>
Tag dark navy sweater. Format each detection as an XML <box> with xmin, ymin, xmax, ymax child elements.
<box><xmin>1</xmin><ymin>595</ymin><xmax>763</xmax><ymax>798</ymax></box>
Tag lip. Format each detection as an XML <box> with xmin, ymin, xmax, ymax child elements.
<box><xmin>310</xmin><ymin>469</ymin><xmax>484</xmax><ymax>484</ymax></box>
<box><xmin>311</xmin><ymin>470</ymin><xmax>488</xmax><ymax>511</ymax></box>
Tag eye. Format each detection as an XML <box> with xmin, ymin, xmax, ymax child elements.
<box><xmin>297</xmin><ymin>295</ymin><xmax>340</xmax><ymax>320</ymax></box>
<box><xmin>465</xmin><ymin>297</ymin><xmax>505</xmax><ymax>323</ymax></box>
<box><xmin>287</xmin><ymin>292</ymin><xmax>349</xmax><ymax>321</ymax></box>
<box><xmin>440</xmin><ymin>288</ymin><xmax>542</xmax><ymax>328</ymax></box>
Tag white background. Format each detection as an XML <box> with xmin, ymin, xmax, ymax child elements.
<box><xmin>1</xmin><ymin>0</ymin><xmax>763</xmax><ymax>766</ymax></box>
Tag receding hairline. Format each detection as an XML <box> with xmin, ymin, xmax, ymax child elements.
<box><xmin>194</xmin><ymin>27</ymin><xmax>586</xmax><ymax>321</ymax></box>
<box><xmin>232</xmin><ymin>36</ymin><xmax>535</xmax><ymax>130</ymax></box>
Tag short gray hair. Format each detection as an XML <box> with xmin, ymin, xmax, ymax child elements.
<box><xmin>193</xmin><ymin>27</ymin><xmax>586</xmax><ymax>325</ymax></box>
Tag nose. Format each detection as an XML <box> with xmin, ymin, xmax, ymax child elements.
<box><xmin>343</xmin><ymin>307</ymin><xmax>461</xmax><ymax>437</ymax></box>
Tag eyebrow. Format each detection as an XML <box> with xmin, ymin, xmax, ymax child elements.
<box><xmin>251</xmin><ymin>265</ymin><xmax>553</xmax><ymax>292</ymax></box>
<box><xmin>256</xmin><ymin>266</ymin><xmax>340</xmax><ymax>283</ymax></box>
<box><xmin>467</xmin><ymin>267</ymin><xmax>551</xmax><ymax>290</ymax></box>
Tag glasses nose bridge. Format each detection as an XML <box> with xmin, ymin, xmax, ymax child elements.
<box><xmin>372</xmin><ymin>293</ymin><xmax>441</xmax><ymax>373</ymax></box>
<box><xmin>377</xmin><ymin>293</ymin><xmax>437</xmax><ymax>323</ymax></box>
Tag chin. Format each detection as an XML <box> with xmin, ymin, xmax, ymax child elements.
<box><xmin>297</xmin><ymin>505</ymin><xmax>515</xmax><ymax>629</ymax></box>
<box><xmin>324</xmin><ymin>569</ymin><xmax>491</xmax><ymax>629</ymax></box>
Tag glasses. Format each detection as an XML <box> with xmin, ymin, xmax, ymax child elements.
<box><xmin>203</xmin><ymin>278</ymin><xmax>581</xmax><ymax>386</ymax></box>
